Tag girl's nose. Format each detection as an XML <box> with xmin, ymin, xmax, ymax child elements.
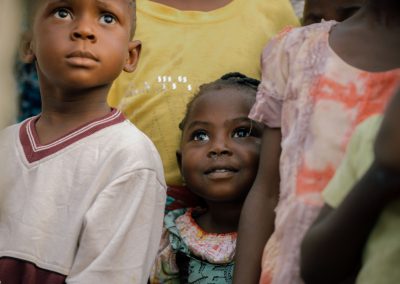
<box><xmin>207</xmin><ymin>137</ymin><xmax>232</xmax><ymax>159</ymax></box>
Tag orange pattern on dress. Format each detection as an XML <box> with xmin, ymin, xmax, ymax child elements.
<box><xmin>295</xmin><ymin>72</ymin><xmax>399</xmax><ymax>199</ymax></box>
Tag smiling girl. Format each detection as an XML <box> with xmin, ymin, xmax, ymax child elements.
<box><xmin>150</xmin><ymin>73</ymin><xmax>262</xmax><ymax>283</ymax></box>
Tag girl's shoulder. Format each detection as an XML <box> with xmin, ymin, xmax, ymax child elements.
<box><xmin>268</xmin><ymin>20</ymin><xmax>337</xmax><ymax>52</ymax></box>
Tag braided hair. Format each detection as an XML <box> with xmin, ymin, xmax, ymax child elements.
<box><xmin>179</xmin><ymin>72</ymin><xmax>260</xmax><ymax>130</ymax></box>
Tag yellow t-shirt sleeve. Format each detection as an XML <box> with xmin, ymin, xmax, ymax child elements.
<box><xmin>323</xmin><ymin>115</ymin><xmax>383</xmax><ymax>208</ymax></box>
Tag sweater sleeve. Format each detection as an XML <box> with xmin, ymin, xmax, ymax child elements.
<box><xmin>66</xmin><ymin>168</ymin><xmax>166</xmax><ymax>284</ymax></box>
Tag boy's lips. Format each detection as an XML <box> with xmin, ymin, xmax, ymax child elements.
<box><xmin>65</xmin><ymin>50</ymin><xmax>99</xmax><ymax>66</ymax></box>
<box><xmin>66</xmin><ymin>50</ymin><xmax>99</xmax><ymax>61</ymax></box>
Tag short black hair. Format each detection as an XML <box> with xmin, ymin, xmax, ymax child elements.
<box><xmin>179</xmin><ymin>72</ymin><xmax>260</xmax><ymax>131</ymax></box>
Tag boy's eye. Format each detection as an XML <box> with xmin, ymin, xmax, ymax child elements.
<box><xmin>232</xmin><ymin>127</ymin><xmax>251</xmax><ymax>138</ymax></box>
<box><xmin>54</xmin><ymin>8</ymin><xmax>72</xmax><ymax>19</ymax></box>
<box><xmin>100</xmin><ymin>14</ymin><xmax>116</xmax><ymax>24</ymax></box>
<box><xmin>192</xmin><ymin>130</ymin><xmax>209</xmax><ymax>141</ymax></box>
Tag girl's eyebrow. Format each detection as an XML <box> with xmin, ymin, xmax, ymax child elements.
<box><xmin>186</xmin><ymin>117</ymin><xmax>252</xmax><ymax>130</ymax></box>
<box><xmin>186</xmin><ymin>121</ymin><xmax>211</xmax><ymax>130</ymax></box>
<box><xmin>231</xmin><ymin>117</ymin><xmax>253</xmax><ymax>123</ymax></box>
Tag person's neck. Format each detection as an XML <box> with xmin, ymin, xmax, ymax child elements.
<box><xmin>195</xmin><ymin>201</ymin><xmax>243</xmax><ymax>234</ymax></box>
<box><xmin>329</xmin><ymin>7</ymin><xmax>400</xmax><ymax>72</ymax></box>
<box><xmin>149</xmin><ymin>0</ymin><xmax>232</xmax><ymax>11</ymax></box>
<box><xmin>36</xmin><ymin>86</ymin><xmax>111</xmax><ymax>145</ymax></box>
<box><xmin>362</xmin><ymin>2</ymin><xmax>400</xmax><ymax>27</ymax></box>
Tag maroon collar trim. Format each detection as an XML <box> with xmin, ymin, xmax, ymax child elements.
<box><xmin>19</xmin><ymin>109</ymin><xmax>125</xmax><ymax>163</ymax></box>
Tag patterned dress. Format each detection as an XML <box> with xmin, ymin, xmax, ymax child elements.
<box><xmin>249</xmin><ymin>21</ymin><xmax>400</xmax><ymax>284</ymax></box>
<box><xmin>151</xmin><ymin>208</ymin><xmax>236</xmax><ymax>283</ymax></box>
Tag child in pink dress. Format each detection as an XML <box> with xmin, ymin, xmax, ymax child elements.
<box><xmin>234</xmin><ymin>0</ymin><xmax>400</xmax><ymax>283</ymax></box>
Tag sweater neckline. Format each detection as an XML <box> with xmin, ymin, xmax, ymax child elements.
<box><xmin>19</xmin><ymin>109</ymin><xmax>125</xmax><ymax>163</ymax></box>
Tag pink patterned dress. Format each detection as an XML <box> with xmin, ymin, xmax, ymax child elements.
<box><xmin>249</xmin><ymin>21</ymin><xmax>400</xmax><ymax>284</ymax></box>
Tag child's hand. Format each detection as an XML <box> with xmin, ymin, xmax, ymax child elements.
<box><xmin>374</xmin><ymin>88</ymin><xmax>400</xmax><ymax>172</ymax></box>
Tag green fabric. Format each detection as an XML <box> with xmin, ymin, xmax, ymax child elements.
<box><xmin>164</xmin><ymin>209</ymin><xmax>234</xmax><ymax>284</ymax></box>
<box><xmin>323</xmin><ymin>115</ymin><xmax>400</xmax><ymax>284</ymax></box>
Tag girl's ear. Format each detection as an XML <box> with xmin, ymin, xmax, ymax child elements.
<box><xmin>123</xmin><ymin>40</ymin><xmax>141</xmax><ymax>73</ymax></box>
<box><xmin>176</xmin><ymin>150</ymin><xmax>183</xmax><ymax>174</ymax></box>
<box><xmin>20</xmin><ymin>32</ymin><xmax>35</xmax><ymax>63</ymax></box>
<box><xmin>176</xmin><ymin>150</ymin><xmax>186</xmax><ymax>185</ymax></box>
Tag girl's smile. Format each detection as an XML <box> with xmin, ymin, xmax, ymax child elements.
<box><xmin>179</xmin><ymin>87</ymin><xmax>262</xmax><ymax>203</ymax></box>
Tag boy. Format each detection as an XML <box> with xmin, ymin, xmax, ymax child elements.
<box><xmin>0</xmin><ymin>0</ymin><xmax>166</xmax><ymax>283</ymax></box>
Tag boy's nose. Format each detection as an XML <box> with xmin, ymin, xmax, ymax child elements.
<box><xmin>72</xmin><ymin>31</ymin><xmax>96</xmax><ymax>41</ymax></box>
<box><xmin>71</xmin><ymin>20</ymin><xmax>97</xmax><ymax>42</ymax></box>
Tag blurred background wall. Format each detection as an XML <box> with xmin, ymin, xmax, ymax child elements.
<box><xmin>0</xmin><ymin>0</ymin><xmax>22</xmax><ymax>129</ymax></box>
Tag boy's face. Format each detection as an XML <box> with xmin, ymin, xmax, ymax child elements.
<box><xmin>303</xmin><ymin>0</ymin><xmax>363</xmax><ymax>25</ymax></box>
<box><xmin>26</xmin><ymin>0</ymin><xmax>140</xmax><ymax>91</ymax></box>
<box><xmin>178</xmin><ymin>89</ymin><xmax>262</xmax><ymax>204</ymax></box>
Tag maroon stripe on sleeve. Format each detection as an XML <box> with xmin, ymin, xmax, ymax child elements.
<box><xmin>0</xmin><ymin>257</ymin><xmax>66</xmax><ymax>284</ymax></box>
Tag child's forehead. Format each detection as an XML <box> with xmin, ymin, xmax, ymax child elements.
<box><xmin>32</xmin><ymin>0</ymin><xmax>134</xmax><ymax>11</ymax></box>
<box><xmin>190</xmin><ymin>88</ymin><xmax>254</xmax><ymax>115</ymax></box>
<box><xmin>28</xmin><ymin>0</ymin><xmax>135</xmax><ymax>29</ymax></box>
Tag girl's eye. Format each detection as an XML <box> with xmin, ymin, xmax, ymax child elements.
<box><xmin>100</xmin><ymin>14</ymin><xmax>116</xmax><ymax>24</ymax></box>
<box><xmin>192</xmin><ymin>131</ymin><xmax>209</xmax><ymax>141</ymax></box>
<box><xmin>233</xmin><ymin>127</ymin><xmax>251</xmax><ymax>138</ymax></box>
<box><xmin>54</xmin><ymin>8</ymin><xmax>72</xmax><ymax>19</ymax></box>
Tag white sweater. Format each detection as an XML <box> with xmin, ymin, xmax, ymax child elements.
<box><xmin>0</xmin><ymin>110</ymin><xmax>166</xmax><ymax>283</ymax></box>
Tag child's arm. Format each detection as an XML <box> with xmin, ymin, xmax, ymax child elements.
<box><xmin>301</xmin><ymin>163</ymin><xmax>399</xmax><ymax>283</ymax></box>
<box><xmin>66</xmin><ymin>169</ymin><xmax>166</xmax><ymax>284</ymax></box>
<box><xmin>301</xmin><ymin>91</ymin><xmax>400</xmax><ymax>283</ymax></box>
<box><xmin>233</xmin><ymin>126</ymin><xmax>281</xmax><ymax>284</ymax></box>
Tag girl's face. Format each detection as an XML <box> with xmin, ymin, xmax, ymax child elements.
<box><xmin>178</xmin><ymin>88</ymin><xmax>262</xmax><ymax>204</ymax></box>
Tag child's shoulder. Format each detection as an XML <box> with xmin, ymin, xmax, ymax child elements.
<box><xmin>96</xmin><ymin>118</ymin><xmax>164</xmax><ymax>174</ymax></box>
<box><xmin>270</xmin><ymin>20</ymin><xmax>336</xmax><ymax>48</ymax></box>
<box><xmin>351</xmin><ymin>115</ymin><xmax>383</xmax><ymax>144</ymax></box>
<box><xmin>262</xmin><ymin>20</ymin><xmax>337</xmax><ymax>62</ymax></box>
<box><xmin>0</xmin><ymin>120</ymin><xmax>26</xmax><ymax>142</ymax></box>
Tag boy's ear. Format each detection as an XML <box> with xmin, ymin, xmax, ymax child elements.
<box><xmin>176</xmin><ymin>150</ymin><xmax>183</xmax><ymax>174</ymax></box>
<box><xmin>123</xmin><ymin>40</ymin><xmax>141</xmax><ymax>73</ymax></box>
<box><xmin>20</xmin><ymin>32</ymin><xmax>35</xmax><ymax>63</ymax></box>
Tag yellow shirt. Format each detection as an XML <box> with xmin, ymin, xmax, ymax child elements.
<box><xmin>323</xmin><ymin>115</ymin><xmax>400</xmax><ymax>284</ymax></box>
<box><xmin>108</xmin><ymin>0</ymin><xmax>298</xmax><ymax>185</ymax></box>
